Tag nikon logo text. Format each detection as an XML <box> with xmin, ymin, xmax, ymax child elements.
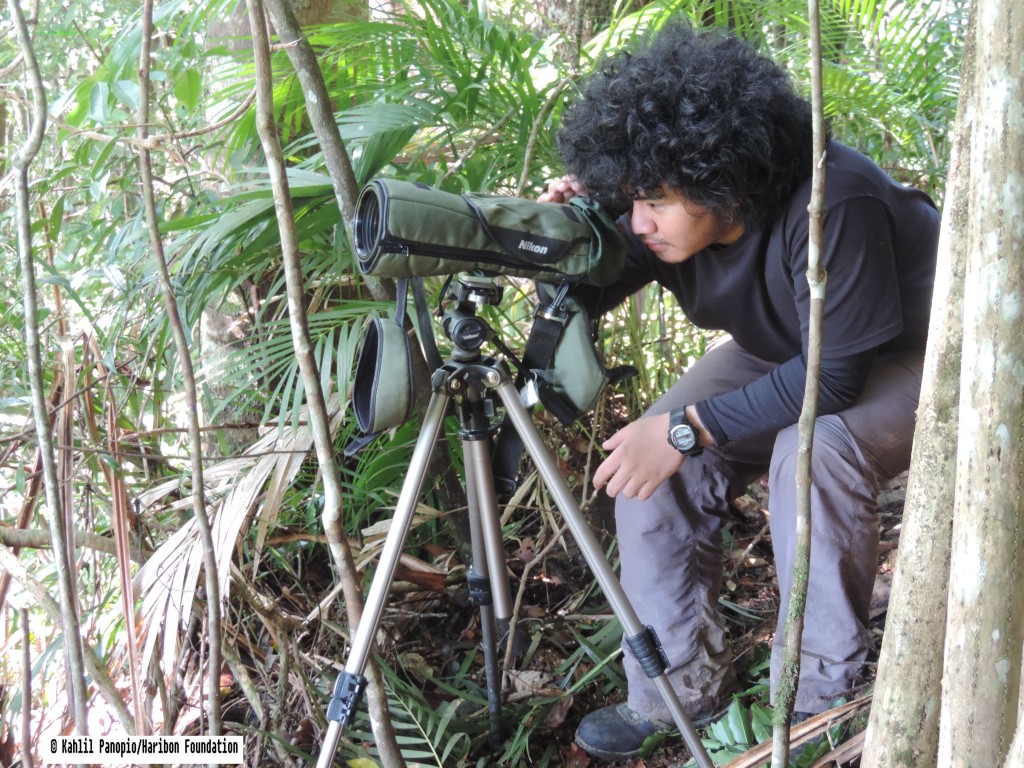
<box><xmin>519</xmin><ymin>239</ymin><xmax>549</xmax><ymax>255</ymax></box>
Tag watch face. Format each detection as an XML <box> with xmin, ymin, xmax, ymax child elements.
<box><xmin>670</xmin><ymin>424</ymin><xmax>697</xmax><ymax>452</ymax></box>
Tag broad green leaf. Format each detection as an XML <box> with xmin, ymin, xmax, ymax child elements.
<box><xmin>37</xmin><ymin>274</ymin><xmax>72</xmax><ymax>290</ymax></box>
<box><xmin>173</xmin><ymin>68</ymin><xmax>202</xmax><ymax>111</ymax></box>
<box><xmin>88</xmin><ymin>81</ymin><xmax>110</xmax><ymax>123</ymax></box>
<box><xmin>111</xmin><ymin>80</ymin><xmax>140</xmax><ymax>110</ymax></box>
<box><xmin>90</xmin><ymin>137</ymin><xmax>121</xmax><ymax>179</ymax></box>
<box><xmin>57</xmin><ymin>81</ymin><xmax>92</xmax><ymax>127</ymax></box>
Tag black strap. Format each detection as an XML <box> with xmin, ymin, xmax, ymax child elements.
<box><xmin>344</xmin><ymin>432</ymin><xmax>379</xmax><ymax>458</ymax></box>
<box><xmin>491</xmin><ymin>424</ymin><xmax>525</xmax><ymax>502</ymax></box>
<box><xmin>491</xmin><ymin>282</ymin><xmax>573</xmax><ymax>500</ymax></box>
<box><xmin>412</xmin><ymin>276</ymin><xmax>443</xmax><ymax>371</ymax></box>
<box><xmin>517</xmin><ymin>281</ymin><xmax>570</xmax><ymax>384</ymax></box>
<box><xmin>394</xmin><ymin>277</ymin><xmax>409</xmax><ymax>325</ymax></box>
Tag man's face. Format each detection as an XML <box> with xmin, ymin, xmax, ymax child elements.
<box><xmin>629</xmin><ymin>188</ymin><xmax>744</xmax><ymax>263</ymax></box>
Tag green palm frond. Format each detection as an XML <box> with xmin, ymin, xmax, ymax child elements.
<box><xmin>200</xmin><ymin>303</ymin><xmax>378</xmax><ymax>427</ymax></box>
<box><xmin>346</xmin><ymin>663</ymin><xmax>474</xmax><ymax>767</ymax></box>
<box><xmin>304</xmin><ymin>1</ymin><xmax>567</xmax><ymax>193</ymax></box>
<box><xmin>160</xmin><ymin>166</ymin><xmax>364</xmax><ymax>426</ymax></box>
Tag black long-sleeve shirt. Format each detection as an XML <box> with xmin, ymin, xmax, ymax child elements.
<box><xmin>578</xmin><ymin>142</ymin><xmax>940</xmax><ymax>444</ymax></box>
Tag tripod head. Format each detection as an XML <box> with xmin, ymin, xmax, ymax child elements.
<box><xmin>440</xmin><ymin>274</ymin><xmax>504</xmax><ymax>360</ymax></box>
<box><xmin>447</xmin><ymin>273</ymin><xmax>505</xmax><ymax>307</ymax></box>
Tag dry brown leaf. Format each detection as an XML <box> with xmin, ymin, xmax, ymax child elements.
<box><xmin>543</xmin><ymin>693</ymin><xmax>574</xmax><ymax>729</ymax></box>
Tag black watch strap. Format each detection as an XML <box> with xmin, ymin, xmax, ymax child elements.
<box><xmin>667</xmin><ymin>408</ymin><xmax>703</xmax><ymax>456</ymax></box>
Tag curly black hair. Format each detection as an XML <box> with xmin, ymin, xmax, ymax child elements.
<box><xmin>557</xmin><ymin>23</ymin><xmax>824</xmax><ymax>231</ymax></box>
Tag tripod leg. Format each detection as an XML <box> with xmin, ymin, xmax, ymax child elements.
<box><xmin>459</xmin><ymin>390</ymin><xmax>514</xmax><ymax>749</ymax></box>
<box><xmin>461</xmin><ymin>403</ymin><xmax>513</xmax><ymax>621</ymax></box>
<box><xmin>317</xmin><ymin>391</ymin><xmax>451</xmax><ymax>768</ymax></box>
<box><xmin>463</xmin><ymin>446</ymin><xmax>506</xmax><ymax>749</ymax></box>
<box><xmin>493</xmin><ymin>381</ymin><xmax>716</xmax><ymax>768</ymax></box>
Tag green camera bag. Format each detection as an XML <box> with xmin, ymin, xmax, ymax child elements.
<box><xmin>524</xmin><ymin>282</ymin><xmax>636</xmax><ymax>425</ymax></box>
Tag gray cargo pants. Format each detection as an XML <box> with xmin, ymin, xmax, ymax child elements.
<box><xmin>617</xmin><ymin>338</ymin><xmax>923</xmax><ymax>720</ymax></box>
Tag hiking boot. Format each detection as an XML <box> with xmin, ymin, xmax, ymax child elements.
<box><xmin>575</xmin><ymin>700</ymin><xmax>731</xmax><ymax>761</ymax></box>
<box><xmin>575</xmin><ymin>703</ymin><xmax>672</xmax><ymax>761</ymax></box>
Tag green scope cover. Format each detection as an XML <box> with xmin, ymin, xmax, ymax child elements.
<box><xmin>354</xmin><ymin>179</ymin><xmax>627</xmax><ymax>287</ymax></box>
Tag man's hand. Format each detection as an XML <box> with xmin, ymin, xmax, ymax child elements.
<box><xmin>593</xmin><ymin>412</ymin><xmax>685</xmax><ymax>501</ymax></box>
<box><xmin>538</xmin><ymin>176</ymin><xmax>588</xmax><ymax>204</ymax></box>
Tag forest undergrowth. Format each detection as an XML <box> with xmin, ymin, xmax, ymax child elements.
<box><xmin>165</xmin><ymin>411</ymin><xmax>905</xmax><ymax>768</ymax></box>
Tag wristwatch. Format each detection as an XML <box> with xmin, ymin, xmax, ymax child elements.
<box><xmin>667</xmin><ymin>408</ymin><xmax>703</xmax><ymax>456</ymax></box>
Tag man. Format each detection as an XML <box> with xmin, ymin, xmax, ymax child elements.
<box><xmin>539</xmin><ymin>23</ymin><xmax>940</xmax><ymax>761</ymax></box>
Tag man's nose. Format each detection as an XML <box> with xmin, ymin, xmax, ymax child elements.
<box><xmin>630</xmin><ymin>204</ymin><xmax>654</xmax><ymax>234</ymax></box>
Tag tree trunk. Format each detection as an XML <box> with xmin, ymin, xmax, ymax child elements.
<box><xmin>138</xmin><ymin>0</ymin><xmax>224</xmax><ymax>735</ymax></box>
<box><xmin>243</xmin><ymin>3</ymin><xmax>407</xmax><ymax>766</ymax></box>
<box><xmin>771</xmin><ymin>3</ymin><xmax>826</xmax><ymax>764</ymax></box>
<box><xmin>939</xmin><ymin>1</ymin><xmax>1024</xmax><ymax>765</ymax></box>
<box><xmin>860</xmin><ymin>8</ymin><xmax>975</xmax><ymax>768</ymax></box>
<box><xmin>8</xmin><ymin>0</ymin><xmax>91</xmax><ymax>732</ymax></box>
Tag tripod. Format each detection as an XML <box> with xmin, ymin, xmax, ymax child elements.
<box><xmin>317</xmin><ymin>277</ymin><xmax>715</xmax><ymax>768</ymax></box>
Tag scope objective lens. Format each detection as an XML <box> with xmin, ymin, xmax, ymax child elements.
<box><xmin>354</xmin><ymin>184</ymin><xmax>383</xmax><ymax>257</ymax></box>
